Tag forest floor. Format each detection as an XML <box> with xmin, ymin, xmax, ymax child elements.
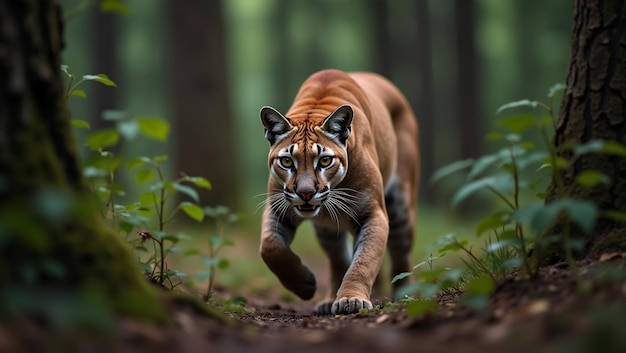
<box><xmin>3</xmin><ymin>253</ymin><xmax>626</xmax><ymax>353</ymax></box>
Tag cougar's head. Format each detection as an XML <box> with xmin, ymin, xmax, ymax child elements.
<box><xmin>260</xmin><ymin>105</ymin><xmax>353</xmax><ymax>219</ymax></box>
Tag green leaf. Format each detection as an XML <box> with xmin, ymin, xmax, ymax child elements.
<box><xmin>463</xmin><ymin>295</ymin><xmax>489</xmax><ymax>311</ymax></box>
<box><xmin>88</xmin><ymin>155</ymin><xmax>122</xmax><ymax>172</ymax></box>
<box><xmin>467</xmin><ymin>276</ymin><xmax>495</xmax><ymax>296</ymax></box>
<box><xmin>162</xmin><ymin>235</ymin><xmax>181</xmax><ymax>244</ymax></box>
<box><xmin>485</xmin><ymin>131</ymin><xmax>504</xmax><ymax>141</ymax></box>
<box><xmin>195</xmin><ymin>271</ymin><xmax>211</xmax><ymax>282</ymax></box>
<box><xmin>83</xmin><ymin>166</ymin><xmax>107</xmax><ymax>178</ymax></box>
<box><xmin>135</xmin><ymin>169</ymin><xmax>156</xmax><ymax>184</ymax></box>
<box><xmin>137</xmin><ymin>116</ymin><xmax>170</xmax><ymax>141</ymax></box>
<box><xmin>517</xmin><ymin>151</ymin><xmax>548</xmax><ymax>170</ymax></box>
<box><xmin>475</xmin><ymin>212</ymin><xmax>509</xmax><ymax>237</ymax></box>
<box><xmin>495</xmin><ymin>114</ymin><xmax>538</xmax><ymax>134</ymax></box>
<box><xmin>100</xmin><ymin>0</ymin><xmax>131</xmax><ymax>16</ymax></box>
<box><xmin>485</xmin><ymin>237</ymin><xmax>519</xmax><ymax>253</ymax></box>
<box><xmin>438</xmin><ymin>240</ymin><xmax>467</xmax><ymax>253</ymax></box>
<box><xmin>205</xmin><ymin>205</ymin><xmax>230</xmax><ymax>218</ymax></box>
<box><xmin>405</xmin><ymin>300</ymin><xmax>437</xmax><ymax>318</ymax></box>
<box><xmin>154</xmin><ymin>155</ymin><xmax>168</xmax><ymax>163</ymax></box>
<box><xmin>554</xmin><ymin>157</ymin><xmax>569</xmax><ymax>170</ymax></box>
<box><xmin>574</xmin><ymin>140</ymin><xmax>626</xmax><ymax>157</ymax></box>
<box><xmin>600</xmin><ymin>141</ymin><xmax>626</xmax><ymax>156</ymax></box>
<box><xmin>495</xmin><ymin>99</ymin><xmax>539</xmax><ymax>114</ymax></box>
<box><xmin>173</xmin><ymin>183</ymin><xmax>200</xmax><ymax>203</ymax></box>
<box><xmin>201</xmin><ymin>257</ymin><xmax>219</xmax><ymax>267</ymax></box>
<box><xmin>391</xmin><ymin>272</ymin><xmax>414</xmax><ymax>284</ymax></box>
<box><xmin>85</xmin><ymin>129</ymin><xmax>120</xmax><ymax>150</ymax></box>
<box><xmin>71</xmin><ymin>89</ymin><xmax>87</xmax><ymax>98</ymax></box>
<box><xmin>137</xmin><ymin>207</ymin><xmax>154</xmax><ymax>218</ymax></box>
<box><xmin>139</xmin><ymin>192</ymin><xmax>160</xmax><ymax>207</ymax></box>
<box><xmin>184</xmin><ymin>249</ymin><xmax>201</xmax><ymax>256</ymax></box>
<box><xmin>218</xmin><ymin>259</ymin><xmax>230</xmax><ymax>269</ymax></box>
<box><xmin>180</xmin><ymin>202</ymin><xmax>204</xmax><ymax>222</ymax></box>
<box><xmin>452</xmin><ymin>174</ymin><xmax>513</xmax><ymax>206</ymax></box>
<box><xmin>547</xmin><ymin>83</ymin><xmax>566</xmax><ymax>98</ymax></box>
<box><xmin>117</xmin><ymin>120</ymin><xmax>140</xmax><ymax>140</ymax></box>
<box><xmin>83</xmin><ymin>74</ymin><xmax>117</xmax><ymax>87</ymax></box>
<box><xmin>185</xmin><ymin>176</ymin><xmax>212</xmax><ymax>190</ymax></box>
<box><xmin>467</xmin><ymin>152</ymin><xmax>504</xmax><ymax>180</ymax></box>
<box><xmin>127</xmin><ymin>157</ymin><xmax>151</xmax><ymax>169</ymax></box>
<box><xmin>603</xmin><ymin>210</ymin><xmax>626</xmax><ymax>223</ymax></box>
<box><xmin>102</xmin><ymin>110</ymin><xmax>128</xmax><ymax>121</ymax></box>
<box><xmin>71</xmin><ymin>120</ymin><xmax>90</xmax><ymax>129</ymax></box>
<box><xmin>429</xmin><ymin>159</ymin><xmax>474</xmax><ymax>184</ymax></box>
<box><xmin>119</xmin><ymin>220</ymin><xmax>134</xmax><ymax>234</ymax></box>
<box><xmin>576</xmin><ymin>170</ymin><xmax>611</xmax><ymax>187</ymax></box>
<box><xmin>124</xmin><ymin>203</ymin><xmax>141</xmax><ymax>212</ymax></box>
<box><xmin>529</xmin><ymin>199</ymin><xmax>599</xmax><ymax>235</ymax></box>
<box><xmin>561</xmin><ymin>199</ymin><xmax>599</xmax><ymax>233</ymax></box>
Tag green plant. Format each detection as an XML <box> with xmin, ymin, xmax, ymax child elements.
<box><xmin>397</xmin><ymin>83</ymin><xmax>626</xmax><ymax>312</ymax></box>
<box><xmin>428</xmin><ymin>83</ymin><xmax>626</xmax><ymax>291</ymax></box>
<box><xmin>63</xmin><ymin>66</ymin><xmax>239</xmax><ymax>294</ymax></box>
<box><xmin>197</xmin><ymin>206</ymin><xmax>240</xmax><ymax>302</ymax></box>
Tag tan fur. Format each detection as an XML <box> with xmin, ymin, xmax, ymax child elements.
<box><xmin>259</xmin><ymin>69</ymin><xmax>419</xmax><ymax>315</ymax></box>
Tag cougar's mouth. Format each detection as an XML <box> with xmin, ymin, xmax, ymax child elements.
<box><xmin>296</xmin><ymin>204</ymin><xmax>318</xmax><ymax>212</ymax></box>
<box><xmin>295</xmin><ymin>203</ymin><xmax>321</xmax><ymax>218</ymax></box>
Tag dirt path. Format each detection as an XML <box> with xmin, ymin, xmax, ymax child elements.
<box><xmin>3</xmin><ymin>255</ymin><xmax>626</xmax><ymax>353</ymax></box>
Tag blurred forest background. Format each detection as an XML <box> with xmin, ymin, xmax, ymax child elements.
<box><xmin>60</xmin><ymin>0</ymin><xmax>572</xmax><ymax>226</ymax></box>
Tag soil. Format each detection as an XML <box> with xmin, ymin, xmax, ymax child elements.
<box><xmin>2</xmin><ymin>253</ymin><xmax>626</xmax><ymax>353</ymax></box>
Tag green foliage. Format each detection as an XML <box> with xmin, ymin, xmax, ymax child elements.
<box><xmin>64</xmin><ymin>67</ymin><xmax>240</xmax><ymax>305</ymax></box>
<box><xmin>61</xmin><ymin>65</ymin><xmax>117</xmax><ymax>100</ymax></box>
<box><xmin>400</xmin><ymin>83</ymin><xmax>626</xmax><ymax>312</ymax></box>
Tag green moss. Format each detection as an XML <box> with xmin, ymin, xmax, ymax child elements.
<box><xmin>0</xmin><ymin>193</ymin><xmax>169</xmax><ymax>325</ymax></box>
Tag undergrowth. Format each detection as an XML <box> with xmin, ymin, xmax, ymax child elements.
<box><xmin>63</xmin><ymin>66</ymin><xmax>243</xmax><ymax>310</ymax></box>
<box><xmin>396</xmin><ymin>83</ymin><xmax>626</xmax><ymax>317</ymax></box>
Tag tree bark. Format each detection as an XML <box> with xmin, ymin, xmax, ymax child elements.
<box><xmin>90</xmin><ymin>7</ymin><xmax>119</xmax><ymax>129</ymax></box>
<box><xmin>454</xmin><ymin>0</ymin><xmax>481</xmax><ymax>161</ymax></box>
<box><xmin>168</xmin><ymin>0</ymin><xmax>240</xmax><ymax>209</ymax></box>
<box><xmin>415</xmin><ymin>0</ymin><xmax>435</xmax><ymax>204</ymax></box>
<box><xmin>542</xmin><ymin>0</ymin><xmax>626</xmax><ymax>262</ymax></box>
<box><xmin>370</xmin><ymin>0</ymin><xmax>391</xmax><ymax>78</ymax></box>
<box><xmin>0</xmin><ymin>0</ymin><xmax>165</xmax><ymax>321</ymax></box>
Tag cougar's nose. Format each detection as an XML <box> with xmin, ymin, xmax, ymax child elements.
<box><xmin>296</xmin><ymin>187</ymin><xmax>316</xmax><ymax>202</ymax></box>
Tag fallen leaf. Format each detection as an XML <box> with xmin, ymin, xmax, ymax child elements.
<box><xmin>599</xmin><ymin>252</ymin><xmax>625</xmax><ymax>262</ymax></box>
<box><xmin>527</xmin><ymin>300</ymin><xmax>549</xmax><ymax>315</ymax></box>
<box><xmin>376</xmin><ymin>314</ymin><xmax>390</xmax><ymax>325</ymax></box>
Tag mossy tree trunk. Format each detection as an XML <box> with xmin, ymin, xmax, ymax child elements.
<box><xmin>540</xmin><ymin>0</ymin><xmax>626</xmax><ymax>264</ymax></box>
<box><xmin>0</xmin><ymin>0</ymin><xmax>166</xmax><ymax>322</ymax></box>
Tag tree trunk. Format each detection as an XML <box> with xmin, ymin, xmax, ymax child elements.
<box><xmin>415</xmin><ymin>0</ymin><xmax>435</xmax><ymax>204</ymax></box>
<box><xmin>90</xmin><ymin>7</ymin><xmax>119</xmax><ymax>129</ymax></box>
<box><xmin>168</xmin><ymin>0</ymin><xmax>240</xmax><ymax>209</ymax></box>
<box><xmin>0</xmin><ymin>0</ymin><xmax>165</xmax><ymax>322</ymax></box>
<box><xmin>454</xmin><ymin>0</ymin><xmax>480</xmax><ymax>161</ymax></box>
<box><xmin>541</xmin><ymin>0</ymin><xmax>626</xmax><ymax>262</ymax></box>
<box><xmin>370</xmin><ymin>0</ymin><xmax>391</xmax><ymax>78</ymax></box>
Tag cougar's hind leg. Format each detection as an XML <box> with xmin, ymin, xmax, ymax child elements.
<box><xmin>313</xmin><ymin>226</ymin><xmax>352</xmax><ymax>314</ymax></box>
<box><xmin>384</xmin><ymin>177</ymin><xmax>416</xmax><ymax>298</ymax></box>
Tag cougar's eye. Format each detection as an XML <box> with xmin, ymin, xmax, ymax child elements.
<box><xmin>279</xmin><ymin>157</ymin><xmax>294</xmax><ymax>169</ymax></box>
<box><xmin>318</xmin><ymin>156</ymin><xmax>333</xmax><ymax>168</ymax></box>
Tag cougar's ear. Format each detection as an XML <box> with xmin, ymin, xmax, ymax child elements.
<box><xmin>260</xmin><ymin>106</ymin><xmax>293</xmax><ymax>145</ymax></box>
<box><xmin>322</xmin><ymin>104</ymin><xmax>353</xmax><ymax>145</ymax></box>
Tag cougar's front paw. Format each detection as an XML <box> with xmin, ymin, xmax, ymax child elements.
<box><xmin>331</xmin><ymin>296</ymin><xmax>373</xmax><ymax>315</ymax></box>
<box><xmin>283</xmin><ymin>265</ymin><xmax>316</xmax><ymax>300</ymax></box>
<box><xmin>314</xmin><ymin>300</ymin><xmax>333</xmax><ymax>315</ymax></box>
